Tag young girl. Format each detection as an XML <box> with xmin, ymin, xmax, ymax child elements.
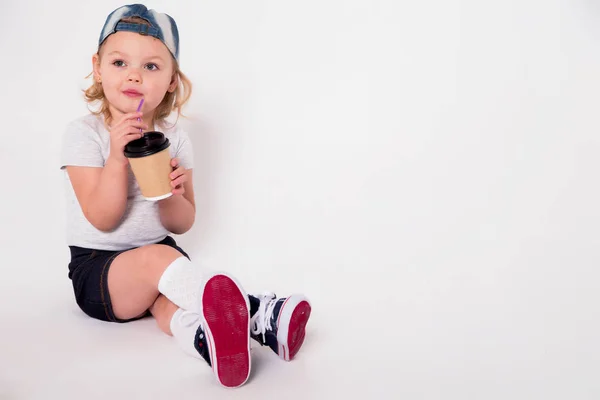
<box><xmin>60</xmin><ymin>4</ymin><xmax>311</xmax><ymax>388</ymax></box>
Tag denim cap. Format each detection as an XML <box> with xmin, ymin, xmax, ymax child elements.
<box><xmin>98</xmin><ymin>4</ymin><xmax>179</xmax><ymax>61</ymax></box>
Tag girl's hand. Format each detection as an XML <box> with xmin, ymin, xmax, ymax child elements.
<box><xmin>107</xmin><ymin>112</ymin><xmax>148</xmax><ymax>165</ymax></box>
<box><xmin>169</xmin><ymin>158</ymin><xmax>187</xmax><ymax>195</ymax></box>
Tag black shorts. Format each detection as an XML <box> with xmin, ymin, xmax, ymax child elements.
<box><xmin>67</xmin><ymin>236</ymin><xmax>190</xmax><ymax>323</ymax></box>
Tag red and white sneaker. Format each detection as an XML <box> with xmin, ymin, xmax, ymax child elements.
<box><xmin>250</xmin><ymin>293</ymin><xmax>312</xmax><ymax>361</ymax></box>
<box><xmin>198</xmin><ymin>273</ymin><xmax>251</xmax><ymax>388</ymax></box>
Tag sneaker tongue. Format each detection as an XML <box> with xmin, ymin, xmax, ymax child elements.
<box><xmin>194</xmin><ymin>326</ymin><xmax>212</xmax><ymax>366</ymax></box>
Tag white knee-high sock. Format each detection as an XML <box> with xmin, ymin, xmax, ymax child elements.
<box><xmin>170</xmin><ymin>308</ymin><xmax>203</xmax><ymax>359</ymax></box>
<box><xmin>158</xmin><ymin>257</ymin><xmax>205</xmax><ymax>312</ymax></box>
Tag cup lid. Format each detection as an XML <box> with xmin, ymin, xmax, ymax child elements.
<box><xmin>124</xmin><ymin>131</ymin><xmax>170</xmax><ymax>158</ymax></box>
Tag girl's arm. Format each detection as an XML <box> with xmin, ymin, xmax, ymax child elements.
<box><xmin>158</xmin><ymin>169</ymin><xmax>196</xmax><ymax>234</ymax></box>
<box><xmin>66</xmin><ymin>157</ymin><xmax>130</xmax><ymax>232</ymax></box>
<box><xmin>65</xmin><ymin>112</ymin><xmax>146</xmax><ymax>232</ymax></box>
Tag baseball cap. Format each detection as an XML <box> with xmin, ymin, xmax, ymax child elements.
<box><xmin>98</xmin><ymin>4</ymin><xmax>179</xmax><ymax>61</ymax></box>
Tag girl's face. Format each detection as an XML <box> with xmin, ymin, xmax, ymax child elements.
<box><xmin>93</xmin><ymin>31</ymin><xmax>177</xmax><ymax>121</ymax></box>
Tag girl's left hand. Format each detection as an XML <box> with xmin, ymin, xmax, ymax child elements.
<box><xmin>169</xmin><ymin>158</ymin><xmax>187</xmax><ymax>195</ymax></box>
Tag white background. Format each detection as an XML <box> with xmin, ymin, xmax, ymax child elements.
<box><xmin>1</xmin><ymin>0</ymin><xmax>599</xmax><ymax>399</ymax></box>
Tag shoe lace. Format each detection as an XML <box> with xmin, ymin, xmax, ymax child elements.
<box><xmin>250</xmin><ymin>292</ymin><xmax>278</xmax><ymax>343</ymax></box>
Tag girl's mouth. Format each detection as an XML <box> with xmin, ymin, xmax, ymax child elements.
<box><xmin>123</xmin><ymin>90</ymin><xmax>143</xmax><ymax>97</ymax></box>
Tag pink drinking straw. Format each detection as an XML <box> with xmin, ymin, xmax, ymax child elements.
<box><xmin>137</xmin><ymin>98</ymin><xmax>144</xmax><ymax>134</ymax></box>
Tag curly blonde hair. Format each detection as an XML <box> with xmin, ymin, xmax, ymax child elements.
<box><xmin>83</xmin><ymin>17</ymin><xmax>192</xmax><ymax>127</ymax></box>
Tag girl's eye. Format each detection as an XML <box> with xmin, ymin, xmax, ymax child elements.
<box><xmin>145</xmin><ymin>63</ymin><xmax>159</xmax><ymax>71</ymax></box>
<box><xmin>112</xmin><ymin>60</ymin><xmax>126</xmax><ymax>67</ymax></box>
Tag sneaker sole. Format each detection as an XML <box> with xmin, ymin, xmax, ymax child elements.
<box><xmin>275</xmin><ymin>295</ymin><xmax>312</xmax><ymax>361</ymax></box>
<box><xmin>199</xmin><ymin>273</ymin><xmax>251</xmax><ymax>388</ymax></box>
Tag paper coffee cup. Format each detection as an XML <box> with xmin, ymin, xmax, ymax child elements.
<box><xmin>124</xmin><ymin>132</ymin><xmax>173</xmax><ymax>201</ymax></box>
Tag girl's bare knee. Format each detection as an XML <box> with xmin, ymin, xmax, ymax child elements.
<box><xmin>140</xmin><ymin>244</ymin><xmax>183</xmax><ymax>266</ymax></box>
<box><xmin>107</xmin><ymin>244</ymin><xmax>185</xmax><ymax>320</ymax></box>
<box><xmin>133</xmin><ymin>244</ymin><xmax>185</xmax><ymax>281</ymax></box>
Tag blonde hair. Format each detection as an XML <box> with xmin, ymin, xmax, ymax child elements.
<box><xmin>83</xmin><ymin>17</ymin><xmax>192</xmax><ymax>127</ymax></box>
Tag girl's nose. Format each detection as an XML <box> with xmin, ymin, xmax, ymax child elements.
<box><xmin>127</xmin><ymin>71</ymin><xmax>142</xmax><ymax>83</ymax></box>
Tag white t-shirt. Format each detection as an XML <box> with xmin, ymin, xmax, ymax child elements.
<box><xmin>60</xmin><ymin>114</ymin><xmax>194</xmax><ymax>251</ymax></box>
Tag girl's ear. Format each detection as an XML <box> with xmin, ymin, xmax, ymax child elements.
<box><xmin>92</xmin><ymin>53</ymin><xmax>101</xmax><ymax>82</ymax></box>
<box><xmin>168</xmin><ymin>72</ymin><xmax>179</xmax><ymax>93</ymax></box>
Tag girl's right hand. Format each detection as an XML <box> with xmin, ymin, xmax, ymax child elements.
<box><xmin>107</xmin><ymin>112</ymin><xmax>148</xmax><ymax>165</ymax></box>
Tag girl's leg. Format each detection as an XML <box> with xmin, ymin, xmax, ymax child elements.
<box><xmin>105</xmin><ymin>243</ymin><xmax>251</xmax><ymax>388</ymax></box>
<box><xmin>106</xmin><ymin>242</ymin><xmax>311</xmax><ymax>365</ymax></box>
